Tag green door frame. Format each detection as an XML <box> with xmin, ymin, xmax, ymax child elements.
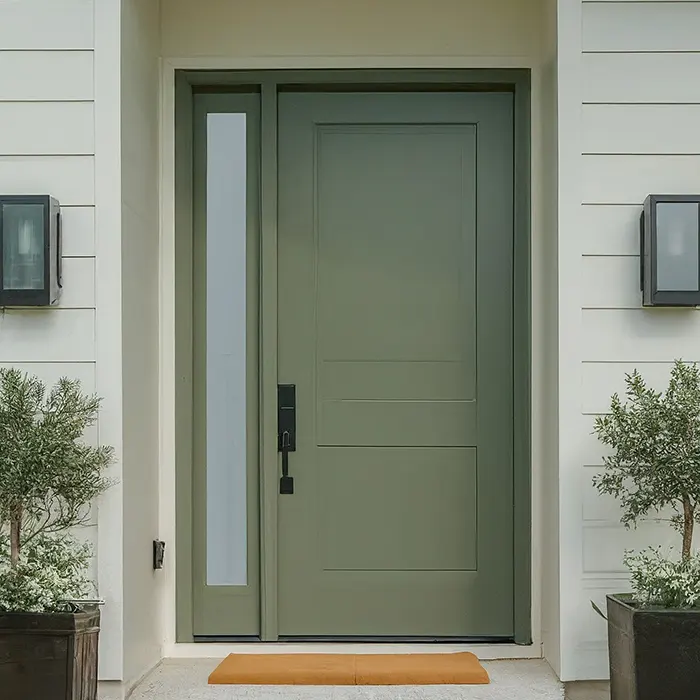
<box><xmin>174</xmin><ymin>69</ymin><xmax>532</xmax><ymax>645</ymax></box>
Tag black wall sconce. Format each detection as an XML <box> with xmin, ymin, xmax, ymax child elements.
<box><xmin>0</xmin><ymin>195</ymin><xmax>62</xmax><ymax>307</ymax></box>
<box><xmin>641</xmin><ymin>194</ymin><xmax>700</xmax><ymax>307</ymax></box>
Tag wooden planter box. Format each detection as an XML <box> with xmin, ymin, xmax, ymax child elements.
<box><xmin>607</xmin><ymin>594</ymin><xmax>700</xmax><ymax>700</ymax></box>
<box><xmin>0</xmin><ymin>608</ymin><xmax>100</xmax><ymax>700</ymax></box>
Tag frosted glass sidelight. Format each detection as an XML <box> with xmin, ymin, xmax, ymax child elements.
<box><xmin>657</xmin><ymin>202</ymin><xmax>700</xmax><ymax>292</ymax></box>
<box><xmin>206</xmin><ymin>113</ymin><xmax>248</xmax><ymax>587</ymax></box>
<box><xmin>2</xmin><ymin>203</ymin><xmax>44</xmax><ymax>290</ymax></box>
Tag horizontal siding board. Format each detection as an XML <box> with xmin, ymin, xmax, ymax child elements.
<box><xmin>61</xmin><ymin>207</ymin><xmax>95</xmax><ymax>257</ymax></box>
<box><xmin>0</xmin><ymin>52</ymin><xmax>93</xmax><ymax>101</ymax></box>
<box><xmin>0</xmin><ymin>309</ymin><xmax>94</xmax><ymax>362</ymax></box>
<box><xmin>0</xmin><ymin>0</ymin><xmax>94</xmax><ymax>50</ymax></box>
<box><xmin>582</xmin><ymin>104</ymin><xmax>700</xmax><ymax>155</ymax></box>
<box><xmin>0</xmin><ymin>156</ymin><xmax>94</xmax><ymax>206</ymax></box>
<box><xmin>0</xmin><ymin>362</ymin><xmax>95</xmax><ymax>392</ymax></box>
<box><xmin>581</xmin><ymin>205</ymin><xmax>640</xmax><ymax>256</ymax></box>
<box><xmin>582</xmin><ymin>2</ymin><xmax>700</xmax><ymax>53</ymax></box>
<box><xmin>582</xmin><ymin>467</ymin><xmax>623</xmax><ymax>523</ymax></box>
<box><xmin>70</xmin><ymin>523</ymin><xmax>98</xmax><ymax>553</ymax></box>
<box><xmin>583</xmin><ymin>53</ymin><xmax>700</xmax><ymax>104</ymax></box>
<box><xmin>72</xmin><ymin>523</ymin><xmax>98</xmax><ymax>579</ymax></box>
<box><xmin>581</xmin><ymin>416</ymin><xmax>614</xmax><ymax>465</ymax></box>
<box><xmin>582</xmin><ymin>155</ymin><xmax>700</xmax><ymax>205</ymax></box>
<box><xmin>0</xmin><ymin>361</ymin><xmax>98</xmax><ymax>451</ymax></box>
<box><xmin>583</xmin><ymin>522</ymin><xmax>676</xmax><ymax>574</ymax></box>
<box><xmin>60</xmin><ymin>258</ymin><xmax>95</xmax><ymax>309</ymax></box>
<box><xmin>582</xmin><ymin>309</ymin><xmax>700</xmax><ymax>362</ymax></box>
<box><xmin>581</xmin><ymin>256</ymin><xmax>641</xmax><ymax>309</ymax></box>
<box><xmin>0</xmin><ymin>102</ymin><xmax>94</xmax><ymax>155</ymax></box>
<box><xmin>0</xmin><ymin>364</ymin><xmax>98</xmax><ymax>449</ymax></box>
<box><xmin>577</xmin><ymin>582</ymin><xmax>631</xmax><ymax>654</ymax></box>
<box><xmin>581</xmin><ymin>361</ymin><xmax>678</xmax><ymax>415</ymax></box>
<box><xmin>579</xmin><ymin>469</ymin><xmax>672</xmax><ymax>528</ymax></box>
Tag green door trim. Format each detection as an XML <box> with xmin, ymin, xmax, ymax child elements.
<box><xmin>174</xmin><ymin>69</ymin><xmax>531</xmax><ymax>645</ymax></box>
<box><xmin>190</xmin><ymin>92</ymin><xmax>262</xmax><ymax>637</ymax></box>
<box><xmin>174</xmin><ymin>72</ymin><xmax>194</xmax><ymax>642</ymax></box>
<box><xmin>259</xmin><ymin>81</ymin><xmax>279</xmax><ymax>641</ymax></box>
<box><xmin>513</xmin><ymin>77</ymin><xmax>532</xmax><ymax>646</ymax></box>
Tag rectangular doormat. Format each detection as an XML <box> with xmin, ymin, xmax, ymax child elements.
<box><xmin>208</xmin><ymin>652</ymin><xmax>490</xmax><ymax>685</ymax></box>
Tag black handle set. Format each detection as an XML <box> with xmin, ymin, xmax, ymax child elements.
<box><xmin>277</xmin><ymin>384</ymin><xmax>296</xmax><ymax>494</ymax></box>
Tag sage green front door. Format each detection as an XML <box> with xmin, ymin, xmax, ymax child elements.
<box><xmin>277</xmin><ymin>92</ymin><xmax>515</xmax><ymax>638</ymax></box>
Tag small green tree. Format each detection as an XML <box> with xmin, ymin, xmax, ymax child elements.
<box><xmin>0</xmin><ymin>369</ymin><xmax>112</xmax><ymax>611</ymax></box>
<box><xmin>594</xmin><ymin>359</ymin><xmax>700</xmax><ymax>561</ymax></box>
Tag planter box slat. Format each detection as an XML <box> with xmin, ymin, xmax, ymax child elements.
<box><xmin>0</xmin><ymin>609</ymin><xmax>99</xmax><ymax>700</ymax></box>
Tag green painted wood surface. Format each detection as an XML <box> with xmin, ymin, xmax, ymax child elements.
<box><xmin>174</xmin><ymin>73</ymin><xmax>194</xmax><ymax>642</ymax></box>
<box><xmin>277</xmin><ymin>92</ymin><xmax>515</xmax><ymax>637</ymax></box>
<box><xmin>259</xmin><ymin>82</ymin><xmax>280</xmax><ymax>641</ymax></box>
<box><xmin>513</xmin><ymin>75</ymin><xmax>532</xmax><ymax>645</ymax></box>
<box><xmin>191</xmin><ymin>92</ymin><xmax>261</xmax><ymax>637</ymax></box>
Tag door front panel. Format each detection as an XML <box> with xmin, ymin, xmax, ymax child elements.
<box><xmin>277</xmin><ymin>92</ymin><xmax>515</xmax><ymax>638</ymax></box>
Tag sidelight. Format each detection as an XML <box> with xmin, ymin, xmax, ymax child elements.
<box><xmin>205</xmin><ymin>113</ymin><xmax>248</xmax><ymax>586</ymax></box>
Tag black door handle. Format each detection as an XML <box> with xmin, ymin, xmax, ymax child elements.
<box><xmin>278</xmin><ymin>384</ymin><xmax>296</xmax><ymax>494</ymax></box>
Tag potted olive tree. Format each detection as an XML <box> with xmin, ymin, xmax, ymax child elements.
<box><xmin>0</xmin><ymin>369</ymin><xmax>112</xmax><ymax>700</ymax></box>
<box><xmin>594</xmin><ymin>359</ymin><xmax>700</xmax><ymax>700</ymax></box>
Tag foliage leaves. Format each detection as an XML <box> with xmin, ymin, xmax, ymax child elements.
<box><xmin>0</xmin><ymin>369</ymin><xmax>112</xmax><ymax>539</ymax></box>
<box><xmin>0</xmin><ymin>368</ymin><xmax>112</xmax><ymax>611</ymax></box>
<box><xmin>593</xmin><ymin>359</ymin><xmax>700</xmax><ymax>555</ymax></box>
<box><xmin>0</xmin><ymin>533</ymin><xmax>93</xmax><ymax>613</ymax></box>
<box><xmin>625</xmin><ymin>547</ymin><xmax>700</xmax><ymax>609</ymax></box>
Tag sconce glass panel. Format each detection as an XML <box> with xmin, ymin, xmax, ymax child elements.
<box><xmin>656</xmin><ymin>202</ymin><xmax>700</xmax><ymax>292</ymax></box>
<box><xmin>2</xmin><ymin>203</ymin><xmax>44</xmax><ymax>291</ymax></box>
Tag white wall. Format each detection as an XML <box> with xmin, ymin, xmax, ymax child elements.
<box><xmin>0</xmin><ymin>2</ymin><xmax>96</xmax><ymax>446</ymax></box>
<box><xmin>0</xmin><ymin>0</ymin><xmax>97</xmax><ymax>612</ymax></box>
<box><xmin>161</xmin><ymin>0</ymin><xmax>544</xmax><ymax>60</ymax></box>
<box><xmin>0</xmin><ymin>0</ymin><xmax>127</xmax><ymax>682</ymax></box>
<box><xmin>121</xmin><ymin>0</ymin><xmax>163</xmax><ymax>688</ymax></box>
<box><xmin>558</xmin><ymin>0</ymin><xmax>700</xmax><ymax>681</ymax></box>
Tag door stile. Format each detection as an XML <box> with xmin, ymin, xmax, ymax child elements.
<box><xmin>259</xmin><ymin>81</ymin><xmax>279</xmax><ymax>641</ymax></box>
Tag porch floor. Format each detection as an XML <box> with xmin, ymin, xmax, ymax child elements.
<box><xmin>126</xmin><ymin>658</ymin><xmax>564</xmax><ymax>700</ymax></box>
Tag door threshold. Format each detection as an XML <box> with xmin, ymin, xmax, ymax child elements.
<box><xmin>166</xmin><ymin>641</ymin><xmax>541</xmax><ymax>660</ymax></box>
<box><xmin>195</xmin><ymin>635</ymin><xmax>513</xmax><ymax>644</ymax></box>
<box><xmin>278</xmin><ymin>636</ymin><xmax>514</xmax><ymax>643</ymax></box>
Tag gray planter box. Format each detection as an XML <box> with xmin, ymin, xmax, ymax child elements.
<box><xmin>0</xmin><ymin>608</ymin><xmax>100</xmax><ymax>700</ymax></box>
<box><xmin>607</xmin><ymin>593</ymin><xmax>700</xmax><ymax>700</ymax></box>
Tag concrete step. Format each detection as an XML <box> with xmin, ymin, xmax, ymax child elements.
<box><xmin>120</xmin><ymin>658</ymin><xmax>564</xmax><ymax>700</ymax></box>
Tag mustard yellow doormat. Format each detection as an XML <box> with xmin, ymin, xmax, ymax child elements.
<box><xmin>208</xmin><ymin>652</ymin><xmax>490</xmax><ymax>685</ymax></box>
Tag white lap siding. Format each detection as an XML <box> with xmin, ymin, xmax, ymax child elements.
<box><xmin>559</xmin><ymin>0</ymin><xmax>700</xmax><ymax>681</ymax></box>
<box><xmin>0</xmin><ymin>0</ymin><xmax>97</xmax><ymax>572</ymax></box>
<box><xmin>0</xmin><ymin>0</ymin><xmax>129</xmax><ymax>683</ymax></box>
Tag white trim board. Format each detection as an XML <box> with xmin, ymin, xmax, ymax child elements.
<box><xmin>94</xmin><ymin>0</ymin><xmax>125</xmax><ymax>681</ymax></box>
